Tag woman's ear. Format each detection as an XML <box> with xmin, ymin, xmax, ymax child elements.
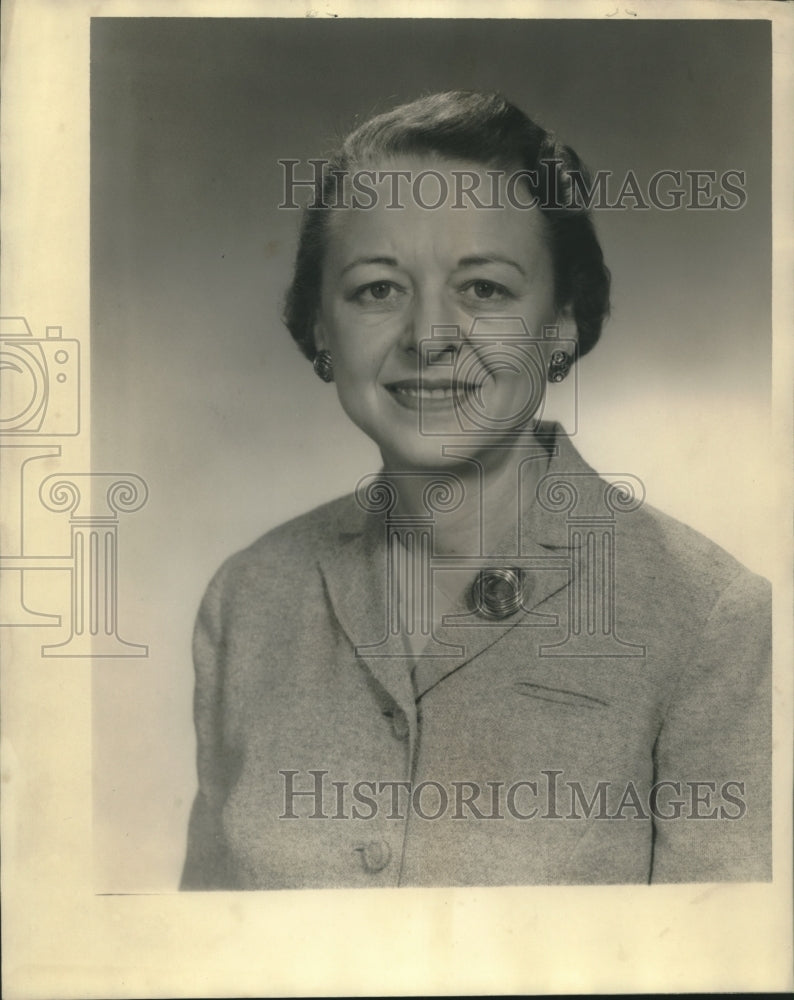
<box><xmin>557</xmin><ymin>302</ymin><xmax>575</xmax><ymax>326</ymax></box>
<box><xmin>313</xmin><ymin>318</ymin><xmax>327</xmax><ymax>354</ymax></box>
<box><xmin>555</xmin><ymin>304</ymin><xmax>578</xmax><ymax>352</ymax></box>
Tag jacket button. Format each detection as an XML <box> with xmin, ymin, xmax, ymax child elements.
<box><xmin>356</xmin><ymin>840</ymin><xmax>392</xmax><ymax>873</ymax></box>
<box><xmin>391</xmin><ymin>710</ymin><xmax>409</xmax><ymax>740</ymax></box>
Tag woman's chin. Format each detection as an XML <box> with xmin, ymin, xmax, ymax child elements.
<box><xmin>378</xmin><ymin>435</ymin><xmax>516</xmax><ymax>474</ymax></box>
<box><xmin>379</xmin><ymin>442</ymin><xmax>458</xmax><ymax>473</ymax></box>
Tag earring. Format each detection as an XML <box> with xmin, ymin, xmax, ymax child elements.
<box><xmin>547</xmin><ymin>350</ymin><xmax>572</xmax><ymax>383</ymax></box>
<box><xmin>312</xmin><ymin>350</ymin><xmax>334</xmax><ymax>383</ymax></box>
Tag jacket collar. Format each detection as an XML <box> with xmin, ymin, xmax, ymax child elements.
<box><xmin>318</xmin><ymin>423</ymin><xmax>604</xmax><ymax>704</ymax></box>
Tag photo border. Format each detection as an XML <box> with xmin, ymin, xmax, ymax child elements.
<box><xmin>2</xmin><ymin>1</ymin><xmax>792</xmax><ymax>997</ymax></box>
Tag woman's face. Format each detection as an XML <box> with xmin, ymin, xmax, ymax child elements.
<box><xmin>315</xmin><ymin>158</ymin><xmax>568</xmax><ymax>471</ymax></box>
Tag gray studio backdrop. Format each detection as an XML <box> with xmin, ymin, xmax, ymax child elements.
<box><xmin>91</xmin><ymin>18</ymin><xmax>771</xmax><ymax>891</ymax></box>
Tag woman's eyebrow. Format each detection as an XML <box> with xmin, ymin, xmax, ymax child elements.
<box><xmin>456</xmin><ymin>254</ymin><xmax>526</xmax><ymax>276</ymax></box>
<box><xmin>341</xmin><ymin>255</ymin><xmax>400</xmax><ymax>275</ymax></box>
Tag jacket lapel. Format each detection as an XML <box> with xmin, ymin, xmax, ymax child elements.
<box><xmin>411</xmin><ymin>535</ymin><xmax>572</xmax><ymax>698</ymax></box>
<box><xmin>318</xmin><ymin>425</ymin><xmax>605</xmax><ymax>704</ymax></box>
<box><xmin>317</xmin><ymin>509</ymin><xmax>419</xmax><ymax>718</ymax></box>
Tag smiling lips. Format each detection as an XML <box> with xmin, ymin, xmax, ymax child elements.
<box><xmin>385</xmin><ymin>379</ymin><xmax>485</xmax><ymax>409</ymax></box>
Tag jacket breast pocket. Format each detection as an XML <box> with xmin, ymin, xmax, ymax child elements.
<box><xmin>511</xmin><ymin>679</ymin><xmax>610</xmax><ymax>710</ymax></box>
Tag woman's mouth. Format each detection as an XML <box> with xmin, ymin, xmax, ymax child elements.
<box><xmin>385</xmin><ymin>379</ymin><xmax>483</xmax><ymax>411</ymax></box>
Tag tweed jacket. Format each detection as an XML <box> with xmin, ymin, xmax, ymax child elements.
<box><xmin>181</xmin><ymin>426</ymin><xmax>771</xmax><ymax>890</ymax></box>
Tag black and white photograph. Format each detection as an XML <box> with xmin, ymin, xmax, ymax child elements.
<box><xmin>2</xmin><ymin>2</ymin><xmax>793</xmax><ymax>997</ymax></box>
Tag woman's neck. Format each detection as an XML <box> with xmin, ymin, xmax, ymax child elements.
<box><xmin>380</xmin><ymin>433</ymin><xmax>553</xmax><ymax>556</ymax></box>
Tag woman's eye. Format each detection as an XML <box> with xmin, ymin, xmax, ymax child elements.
<box><xmin>461</xmin><ymin>279</ymin><xmax>511</xmax><ymax>301</ymax></box>
<box><xmin>354</xmin><ymin>281</ymin><xmax>399</xmax><ymax>303</ymax></box>
<box><xmin>473</xmin><ymin>280</ymin><xmax>497</xmax><ymax>298</ymax></box>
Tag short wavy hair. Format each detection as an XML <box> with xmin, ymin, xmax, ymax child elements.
<box><xmin>283</xmin><ymin>90</ymin><xmax>610</xmax><ymax>361</ymax></box>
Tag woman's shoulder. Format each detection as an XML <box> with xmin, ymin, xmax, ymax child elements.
<box><xmin>206</xmin><ymin>492</ymin><xmax>362</xmax><ymax>593</ymax></box>
<box><xmin>547</xmin><ymin>428</ymin><xmax>768</xmax><ymax>610</ymax></box>
<box><xmin>619</xmin><ymin>496</ymin><xmax>769</xmax><ymax>613</ymax></box>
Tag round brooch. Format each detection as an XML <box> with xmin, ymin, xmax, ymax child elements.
<box><xmin>470</xmin><ymin>568</ymin><xmax>527</xmax><ymax>620</ymax></box>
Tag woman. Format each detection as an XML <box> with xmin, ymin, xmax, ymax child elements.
<box><xmin>181</xmin><ymin>91</ymin><xmax>770</xmax><ymax>889</ymax></box>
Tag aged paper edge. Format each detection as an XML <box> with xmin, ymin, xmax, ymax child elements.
<box><xmin>1</xmin><ymin>1</ymin><xmax>792</xmax><ymax>997</ymax></box>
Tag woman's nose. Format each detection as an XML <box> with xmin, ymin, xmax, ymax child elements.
<box><xmin>399</xmin><ymin>289</ymin><xmax>463</xmax><ymax>354</ymax></box>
